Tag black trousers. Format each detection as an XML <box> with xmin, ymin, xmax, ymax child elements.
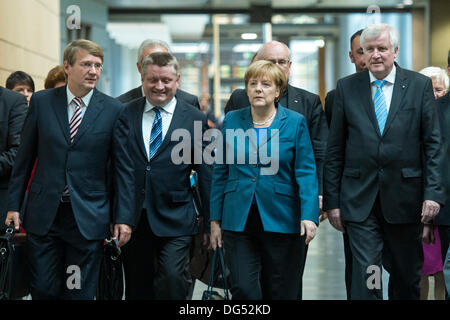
<box><xmin>223</xmin><ymin>204</ymin><xmax>303</xmax><ymax>300</ymax></box>
<box><xmin>346</xmin><ymin>197</ymin><xmax>423</xmax><ymax>300</ymax></box>
<box><xmin>122</xmin><ymin>212</ymin><xmax>193</xmax><ymax>300</ymax></box>
<box><xmin>26</xmin><ymin>202</ymin><xmax>103</xmax><ymax>300</ymax></box>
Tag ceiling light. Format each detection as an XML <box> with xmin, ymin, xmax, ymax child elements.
<box><xmin>241</xmin><ymin>33</ymin><xmax>258</xmax><ymax>40</ymax></box>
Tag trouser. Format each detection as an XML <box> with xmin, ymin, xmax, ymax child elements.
<box><xmin>26</xmin><ymin>202</ymin><xmax>103</xmax><ymax>300</ymax></box>
<box><xmin>223</xmin><ymin>204</ymin><xmax>303</xmax><ymax>300</ymax></box>
<box><xmin>345</xmin><ymin>197</ymin><xmax>423</xmax><ymax>300</ymax></box>
<box><xmin>122</xmin><ymin>212</ymin><xmax>193</xmax><ymax>300</ymax></box>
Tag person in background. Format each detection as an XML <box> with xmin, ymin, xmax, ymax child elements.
<box><xmin>6</xmin><ymin>71</ymin><xmax>35</xmax><ymax>105</ymax></box>
<box><xmin>418</xmin><ymin>66</ymin><xmax>449</xmax><ymax>300</ymax></box>
<box><xmin>210</xmin><ymin>60</ymin><xmax>319</xmax><ymax>300</ymax></box>
<box><xmin>44</xmin><ymin>65</ymin><xmax>66</xmax><ymax>89</ymax></box>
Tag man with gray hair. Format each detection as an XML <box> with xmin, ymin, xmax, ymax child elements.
<box><xmin>117</xmin><ymin>39</ymin><xmax>200</xmax><ymax>109</ymax></box>
<box><xmin>323</xmin><ymin>23</ymin><xmax>444</xmax><ymax>299</ymax></box>
<box><xmin>120</xmin><ymin>52</ymin><xmax>211</xmax><ymax>300</ymax></box>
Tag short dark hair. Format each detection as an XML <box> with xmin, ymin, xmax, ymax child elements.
<box><xmin>6</xmin><ymin>71</ymin><xmax>35</xmax><ymax>92</ymax></box>
<box><xmin>350</xmin><ymin>29</ymin><xmax>364</xmax><ymax>50</ymax></box>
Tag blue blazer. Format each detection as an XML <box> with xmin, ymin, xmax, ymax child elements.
<box><xmin>210</xmin><ymin>105</ymin><xmax>319</xmax><ymax>234</ymax></box>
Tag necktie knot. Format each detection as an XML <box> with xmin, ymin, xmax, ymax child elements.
<box><xmin>73</xmin><ymin>97</ymin><xmax>83</xmax><ymax>108</ymax></box>
<box><xmin>374</xmin><ymin>80</ymin><xmax>387</xmax><ymax>89</ymax></box>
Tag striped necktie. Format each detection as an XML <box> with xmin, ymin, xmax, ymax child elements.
<box><xmin>373</xmin><ymin>80</ymin><xmax>388</xmax><ymax>135</ymax></box>
<box><xmin>149</xmin><ymin>107</ymin><xmax>162</xmax><ymax>159</ymax></box>
<box><xmin>63</xmin><ymin>97</ymin><xmax>84</xmax><ymax>196</ymax></box>
<box><xmin>70</xmin><ymin>97</ymin><xmax>84</xmax><ymax>143</ymax></box>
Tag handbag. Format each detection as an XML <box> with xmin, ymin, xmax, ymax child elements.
<box><xmin>202</xmin><ymin>247</ymin><xmax>230</xmax><ymax>300</ymax></box>
<box><xmin>97</xmin><ymin>237</ymin><xmax>124</xmax><ymax>300</ymax></box>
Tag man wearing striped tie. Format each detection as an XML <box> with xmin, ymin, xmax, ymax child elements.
<box><xmin>120</xmin><ymin>52</ymin><xmax>211</xmax><ymax>300</ymax></box>
<box><xmin>323</xmin><ymin>23</ymin><xmax>444</xmax><ymax>299</ymax></box>
<box><xmin>5</xmin><ymin>40</ymin><xmax>135</xmax><ymax>300</ymax></box>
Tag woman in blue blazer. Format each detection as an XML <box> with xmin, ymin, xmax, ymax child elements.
<box><xmin>210</xmin><ymin>60</ymin><xmax>319</xmax><ymax>299</ymax></box>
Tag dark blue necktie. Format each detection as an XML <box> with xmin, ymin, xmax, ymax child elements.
<box><xmin>149</xmin><ymin>107</ymin><xmax>162</xmax><ymax>159</ymax></box>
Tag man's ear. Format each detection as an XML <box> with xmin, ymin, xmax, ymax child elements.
<box><xmin>137</xmin><ymin>62</ymin><xmax>142</xmax><ymax>75</ymax></box>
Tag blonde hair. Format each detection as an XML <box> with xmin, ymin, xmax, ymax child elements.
<box><xmin>63</xmin><ymin>39</ymin><xmax>104</xmax><ymax>66</ymax></box>
<box><xmin>244</xmin><ymin>60</ymin><xmax>287</xmax><ymax>102</ymax></box>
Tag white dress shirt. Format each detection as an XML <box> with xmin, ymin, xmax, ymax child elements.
<box><xmin>369</xmin><ymin>65</ymin><xmax>396</xmax><ymax>112</ymax></box>
<box><xmin>66</xmin><ymin>87</ymin><xmax>93</xmax><ymax>121</ymax></box>
<box><xmin>142</xmin><ymin>97</ymin><xmax>177</xmax><ymax>160</ymax></box>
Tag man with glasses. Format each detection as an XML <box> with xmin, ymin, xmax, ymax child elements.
<box><xmin>5</xmin><ymin>39</ymin><xmax>135</xmax><ymax>300</ymax></box>
<box><xmin>224</xmin><ymin>40</ymin><xmax>328</xmax><ymax>299</ymax></box>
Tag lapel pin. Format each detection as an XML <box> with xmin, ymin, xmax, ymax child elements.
<box><xmin>294</xmin><ymin>100</ymin><xmax>298</xmax><ymax>103</ymax></box>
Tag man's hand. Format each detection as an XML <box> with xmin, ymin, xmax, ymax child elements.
<box><xmin>209</xmin><ymin>220</ymin><xmax>222</xmax><ymax>250</ymax></box>
<box><xmin>319</xmin><ymin>195</ymin><xmax>328</xmax><ymax>222</ymax></box>
<box><xmin>113</xmin><ymin>223</ymin><xmax>132</xmax><ymax>247</ymax></box>
<box><xmin>5</xmin><ymin>211</ymin><xmax>21</xmax><ymax>231</ymax></box>
<box><xmin>327</xmin><ymin>208</ymin><xmax>345</xmax><ymax>233</ymax></box>
<box><xmin>421</xmin><ymin>200</ymin><xmax>440</xmax><ymax>223</ymax></box>
<box><xmin>422</xmin><ymin>224</ymin><xmax>435</xmax><ymax>245</ymax></box>
<box><xmin>301</xmin><ymin>220</ymin><xmax>317</xmax><ymax>245</ymax></box>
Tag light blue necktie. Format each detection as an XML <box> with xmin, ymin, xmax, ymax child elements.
<box><xmin>374</xmin><ymin>80</ymin><xmax>388</xmax><ymax>135</ymax></box>
<box><xmin>149</xmin><ymin>107</ymin><xmax>162</xmax><ymax>159</ymax></box>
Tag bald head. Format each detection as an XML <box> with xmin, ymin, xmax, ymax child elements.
<box><xmin>256</xmin><ymin>41</ymin><xmax>292</xmax><ymax>81</ymax></box>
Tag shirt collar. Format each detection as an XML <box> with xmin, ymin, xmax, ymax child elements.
<box><xmin>144</xmin><ymin>96</ymin><xmax>177</xmax><ymax>115</ymax></box>
<box><xmin>66</xmin><ymin>86</ymin><xmax>93</xmax><ymax>107</ymax></box>
<box><xmin>369</xmin><ymin>64</ymin><xmax>396</xmax><ymax>85</ymax></box>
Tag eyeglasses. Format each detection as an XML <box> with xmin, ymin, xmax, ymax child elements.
<box><xmin>267</xmin><ymin>59</ymin><xmax>290</xmax><ymax>66</ymax></box>
<box><xmin>79</xmin><ymin>62</ymin><xmax>103</xmax><ymax>71</ymax></box>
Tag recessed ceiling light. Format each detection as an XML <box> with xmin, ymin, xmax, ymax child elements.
<box><xmin>241</xmin><ymin>33</ymin><xmax>258</xmax><ymax>40</ymax></box>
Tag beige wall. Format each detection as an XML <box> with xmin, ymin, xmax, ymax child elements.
<box><xmin>0</xmin><ymin>0</ymin><xmax>60</xmax><ymax>91</ymax></box>
<box><xmin>430</xmin><ymin>0</ymin><xmax>450</xmax><ymax>68</ymax></box>
<box><xmin>412</xmin><ymin>7</ymin><xmax>427</xmax><ymax>72</ymax></box>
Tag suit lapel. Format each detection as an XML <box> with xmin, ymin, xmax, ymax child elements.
<box><xmin>239</xmin><ymin>107</ymin><xmax>257</xmax><ymax>150</ymax></box>
<box><xmin>357</xmin><ymin>71</ymin><xmax>381</xmax><ymax>137</ymax></box>
<box><xmin>133</xmin><ymin>97</ymin><xmax>148</xmax><ymax>160</ymax></box>
<box><xmin>72</xmin><ymin>88</ymin><xmax>105</xmax><ymax>145</ymax></box>
<box><xmin>259</xmin><ymin>105</ymin><xmax>285</xmax><ymax>150</ymax></box>
<box><xmin>53</xmin><ymin>86</ymin><xmax>71</xmax><ymax>144</ymax></box>
<box><xmin>382</xmin><ymin>65</ymin><xmax>409</xmax><ymax>136</ymax></box>
<box><xmin>286</xmin><ymin>85</ymin><xmax>300</xmax><ymax>109</ymax></box>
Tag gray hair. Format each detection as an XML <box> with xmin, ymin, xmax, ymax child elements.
<box><xmin>419</xmin><ymin>66</ymin><xmax>449</xmax><ymax>90</ymax></box>
<box><xmin>137</xmin><ymin>39</ymin><xmax>171</xmax><ymax>64</ymax></box>
<box><xmin>361</xmin><ymin>24</ymin><xmax>400</xmax><ymax>52</ymax></box>
<box><xmin>141</xmin><ymin>52</ymin><xmax>180</xmax><ymax>77</ymax></box>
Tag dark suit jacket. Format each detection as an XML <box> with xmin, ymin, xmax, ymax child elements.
<box><xmin>224</xmin><ymin>85</ymin><xmax>328</xmax><ymax>193</ymax></box>
<box><xmin>117</xmin><ymin>85</ymin><xmax>200</xmax><ymax>109</ymax></box>
<box><xmin>0</xmin><ymin>87</ymin><xmax>27</xmax><ymax>227</ymax></box>
<box><xmin>324</xmin><ymin>89</ymin><xmax>335</xmax><ymax>128</ymax></box>
<box><xmin>122</xmin><ymin>96</ymin><xmax>211</xmax><ymax>237</ymax></box>
<box><xmin>436</xmin><ymin>92</ymin><xmax>450</xmax><ymax>226</ymax></box>
<box><xmin>7</xmin><ymin>86</ymin><xmax>135</xmax><ymax>240</ymax></box>
<box><xmin>323</xmin><ymin>66</ymin><xmax>444</xmax><ymax>224</ymax></box>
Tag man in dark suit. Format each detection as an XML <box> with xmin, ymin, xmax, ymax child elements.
<box><xmin>117</xmin><ymin>39</ymin><xmax>199</xmax><ymax>108</ymax></box>
<box><xmin>323</xmin><ymin>29</ymin><xmax>366</xmax><ymax>300</ymax></box>
<box><xmin>121</xmin><ymin>52</ymin><xmax>211</xmax><ymax>300</ymax></box>
<box><xmin>0</xmin><ymin>87</ymin><xmax>27</xmax><ymax>231</ymax></box>
<box><xmin>324</xmin><ymin>29</ymin><xmax>366</xmax><ymax>127</ymax></box>
<box><xmin>224</xmin><ymin>40</ymin><xmax>327</xmax><ymax>299</ymax></box>
<box><xmin>323</xmin><ymin>24</ymin><xmax>444</xmax><ymax>300</ymax></box>
<box><xmin>436</xmin><ymin>87</ymin><xmax>450</xmax><ymax>298</ymax></box>
<box><xmin>5</xmin><ymin>40</ymin><xmax>135</xmax><ymax>300</ymax></box>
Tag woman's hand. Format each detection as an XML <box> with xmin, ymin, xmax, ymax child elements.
<box><xmin>210</xmin><ymin>220</ymin><xmax>223</xmax><ymax>250</ymax></box>
<box><xmin>301</xmin><ymin>220</ymin><xmax>317</xmax><ymax>245</ymax></box>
